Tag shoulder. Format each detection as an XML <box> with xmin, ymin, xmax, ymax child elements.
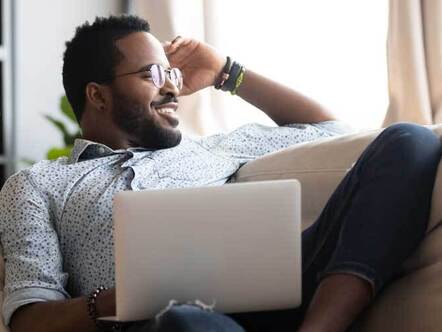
<box><xmin>1</xmin><ymin>158</ymin><xmax>69</xmax><ymax>198</ymax></box>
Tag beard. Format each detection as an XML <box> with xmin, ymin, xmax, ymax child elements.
<box><xmin>110</xmin><ymin>92</ymin><xmax>182</xmax><ymax>150</ymax></box>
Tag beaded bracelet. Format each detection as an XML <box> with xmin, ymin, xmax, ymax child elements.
<box><xmin>214</xmin><ymin>56</ymin><xmax>246</xmax><ymax>94</ymax></box>
<box><xmin>214</xmin><ymin>56</ymin><xmax>232</xmax><ymax>89</ymax></box>
<box><xmin>87</xmin><ymin>286</ymin><xmax>107</xmax><ymax>328</ymax></box>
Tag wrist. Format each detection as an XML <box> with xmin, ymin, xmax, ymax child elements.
<box><xmin>214</xmin><ymin>56</ymin><xmax>232</xmax><ymax>89</ymax></box>
<box><xmin>95</xmin><ymin>288</ymin><xmax>116</xmax><ymax>317</ymax></box>
<box><xmin>87</xmin><ymin>286</ymin><xmax>116</xmax><ymax>329</ymax></box>
<box><xmin>214</xmin><ymin>55</ymin><xmax>227</xmax><ymax>79</ymax></box>
<box><xmin>214</xmin><ymin>57</ymin><xmax>246</xmax><ymax>94</ymax></box>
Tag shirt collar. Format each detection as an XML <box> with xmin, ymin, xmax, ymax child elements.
<box><xmin>69</xmin><ymin>137</ymin><xmax>188</xmax><ymax>163</ymax></box>
<box><xmin>69</xmin><ymin>139</ymin><xmax>117</xmax><ymax>163</ymax></box>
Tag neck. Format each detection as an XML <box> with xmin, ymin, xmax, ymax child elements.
<box><xmin>80</xmin><ymin>110</ymin><xmax>131</xmax><ymax>150</ymax></box>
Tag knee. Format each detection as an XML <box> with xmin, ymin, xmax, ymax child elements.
<box><xmin>379</xmin><ymin>123</ymin><xmax>441</xmax><ymax>161</ymax></box>
<box><xmin>154</xmin><ymin>304</ymin><xmax>244</xmax><ymax>332</ymax></box>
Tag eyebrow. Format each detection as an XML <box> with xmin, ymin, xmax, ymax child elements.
<box><xmin>134</xmin><ymin>64</ymin><xmax>153</xmax><ymax>73</ymax></box>
<box><xmin>136</xmin><ymin>63</ymin><xmax>172</xmax><ymax>72</ymax></box>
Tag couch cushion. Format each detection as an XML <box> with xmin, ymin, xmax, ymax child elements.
<box><xmin>233</xmin><ymin>128</ymin><xmax>380</xmax><ymax>228</ymax></box>
<box><xmin>357</xmin><ymin>227</ymin><xmax>442</xmax><ymax>331</ymax></box>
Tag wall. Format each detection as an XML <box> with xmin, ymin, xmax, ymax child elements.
<box><xmin>15</xmin><ymin>0</ymin><xmax>122</xmax><ymax>166</ymax></box>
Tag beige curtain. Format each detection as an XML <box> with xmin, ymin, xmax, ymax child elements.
<box><xmin>130</xmin><ymin>0</ymin><xmax>229</xmax><ymax>136</ymax></box>
<box><xmin>384</xmin><ymin>0</ymin><xmax>442</xmax><ymax>126</ymax></box>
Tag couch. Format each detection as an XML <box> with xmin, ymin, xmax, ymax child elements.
<box><xmin>1</xmin><ymin>124</ymin><xmax>442</xmax><ymax>331</ymax></box>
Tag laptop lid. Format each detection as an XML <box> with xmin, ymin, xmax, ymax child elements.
<box><xmin>111</xmin><ymin>179</ymin><xmax>302</xmax><ymax>322</ymax></box>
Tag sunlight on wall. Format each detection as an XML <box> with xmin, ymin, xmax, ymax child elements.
<box><xmin>211</xmin><ymin>0</ymin><xmax>389</xmax><ymax>130</ymax></box>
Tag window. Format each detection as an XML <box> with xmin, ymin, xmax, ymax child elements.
<box><xmin>211</xmin><ymin>0</ymin><xmax>389</xmax><ymax>130</ymax></box>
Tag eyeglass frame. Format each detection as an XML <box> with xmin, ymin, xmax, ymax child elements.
<box><xmin>98</xmin><ymin>63</ymin><xmax>183</xmax><ymax>90</ymax></box>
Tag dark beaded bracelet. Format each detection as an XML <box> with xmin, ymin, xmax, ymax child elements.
<box><xmin>215</xmin><ymin>56</ymin><xmax>232</xmax><ymax>89</ymax></box>
<box><xmin>87</xmin><ymin>286</ymin><xmax>107</xmax><ymax>328</ymax></box>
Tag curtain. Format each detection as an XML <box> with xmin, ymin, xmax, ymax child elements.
<box><xmin>384</xmin><ymin>0</ymin><xmax>442</xmax><ymax>126</ymax></box>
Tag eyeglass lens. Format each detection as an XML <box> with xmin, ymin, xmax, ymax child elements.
<box><xmin>150</xmin><ymin>64</ymin><xmax>183</xmax><ymax>90</ymax></box>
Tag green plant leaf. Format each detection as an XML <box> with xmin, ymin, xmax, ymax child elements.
<box><xmin>65</xmin><ymin>131</ymin><xmax>82</xmax><ymax>146</ymax></box>
<box><xmin>60</xmin><ymin>96</ymin><xmax>77</xmax><ymax>123</ymax></box>
<box><xmin>28</xmin><ymin>95</ymin><xmax>82</xmax><ymax>164</ymax></box>
<box><xmin>45</xmin><ymin>114</ymin><xmax>69</xmax><ymax>135</ymax></box>
<box><xmin>46</xmin><ymin>146</ymin><xmax>73</xmax><ymax>160</ymax></box>
<box><xmin>44</xmin><ymin>114</ymin><xmax>75</xmax><ymax>146</ymax></box>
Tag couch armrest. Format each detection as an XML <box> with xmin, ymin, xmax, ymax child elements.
<box><xmin>233</xmin><ymin>129</ymin><xmax>381</xmax><ymax>229</ymax></box>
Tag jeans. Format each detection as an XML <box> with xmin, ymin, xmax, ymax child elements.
<box><xmin>106</xmin><ymin>123</ymin><xmax>442</xmax><ymax>332</ymax></box>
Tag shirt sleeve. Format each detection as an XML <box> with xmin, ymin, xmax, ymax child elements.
<box><xmin>199</xmin><ymin>120</ymin><xmax>356</xmax><ymax>164</ymax></box>
<box><xmin>0</xmin><ymin>171</ymin><xmax>69</xmax><ymax>325</ymax></box>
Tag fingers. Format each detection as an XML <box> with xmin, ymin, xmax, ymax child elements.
<box><xmin>163</xmin><ymin>36</ymin><xmax>191</xmax><ymax>56</ymax></box>
<box><xmin>167</xmin><ymin>36</ymin><xmax>186</xmax><ymax>55</ymax></box>
<box><xmin>171</xmin><ymin>35</ymin><xmax>182</xmax><ymax>44</ymax></box>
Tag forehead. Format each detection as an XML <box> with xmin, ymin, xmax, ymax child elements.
<box><xmin>115</xmin><ymin>32</ymin><xmax>169</xmax><ymax>70</ymax></box>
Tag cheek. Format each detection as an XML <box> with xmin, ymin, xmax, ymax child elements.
<box><xmin>115</xmin><ymin>80</ymin><xmax>158</xmax><ymax>105</ymax></box>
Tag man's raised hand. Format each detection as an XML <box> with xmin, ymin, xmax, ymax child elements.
<box><xmin>163</xmin><ymin>37</ymin><xmax>225</xmax><ymax>96</ymax></box>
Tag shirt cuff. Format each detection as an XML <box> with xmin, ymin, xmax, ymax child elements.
<box><xmin>2</xmin><ymin>287</ymin><xmax>68</xmax><ymax>326</ymax></box>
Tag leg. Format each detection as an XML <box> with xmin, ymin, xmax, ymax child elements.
<box><xmin>298</xmin><ymin>123</ymin><xmax>441</xmax><ymax>331</ymax></box>
<box><xmin>120</xmin><ymin>304</ymin><xmax>245</xmax><ymax>332</ymax></box>
<box><xmin>298</xmin><ymin>274</ymin><xmax>371</xmax><ymax>332</ymax></box>
<box><xmin>231</xmin><ymin>123</ymin><xmax>441</xmax><ymax>332</ymax></box>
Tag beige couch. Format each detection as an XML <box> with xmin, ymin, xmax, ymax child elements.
<box><xmin>1</xmin><ymin>124</ymin><xmax>442</xmax><ymax>331</ymax></box>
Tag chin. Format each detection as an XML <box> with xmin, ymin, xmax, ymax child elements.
<box><xmin>136</xmin><ymin>127</ymin><xmax>182</xmax><ymax>150</ymax></box>
<box><xmin>162</xmin><ymin>129</ymin><xmax>182</xmax><ymax>148</ymax></box>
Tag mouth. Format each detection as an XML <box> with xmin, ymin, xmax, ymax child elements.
<box><xmin>152</xmin><ymin>102</ymin><xmax>179</xmax><ymax>127</ymax></box>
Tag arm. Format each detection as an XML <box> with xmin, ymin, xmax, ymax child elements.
<box><xmin>0</xmin><ymin>172</ymin><xmax>114</xmax><ymax>332</ymax></box>
<box><xmin>234</xmin><ymin>69</ymin><xmax>336</xmax><ymax>125</ymax></box>
<box><xmin>10</xmin><ymin>289</ymin><xmax>115</xmax><ymax>332</ymax></box>
<box><xmin>164</xmin><ymin>37</ymin><xmax>336</xmax><ymax>125</ymax></box>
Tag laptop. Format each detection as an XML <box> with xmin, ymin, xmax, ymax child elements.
<box><xmin>103</xmin><ymin>179</ymin><xmax>302</xmax><ymax>322</ymax></box>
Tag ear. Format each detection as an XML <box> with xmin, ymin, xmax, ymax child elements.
<box><xmin>85</xmin><ymin>82</ymin><xmax>110</xmax><ymax>111</ymax></box>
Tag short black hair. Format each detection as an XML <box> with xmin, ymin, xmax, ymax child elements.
<box><xmin>62</xmin><ymin>15</ymin><xmax>150</xmax><ymax>122</ymax></box>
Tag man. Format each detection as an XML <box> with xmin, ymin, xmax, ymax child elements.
<box><xmin>0</xmin><ymin>15</ymin><xmax>440</xmax><ymax>332</ymax></box>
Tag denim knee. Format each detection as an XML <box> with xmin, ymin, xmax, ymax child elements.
<box><xmin>381</xmin><ymin>123</ymin><xmax>440</xmax><ymax>158</ymax></box>
<box><xmin>370</xmin><ymin>123</ymin><xmax>441</xmax><ymax>177</ymax></box>
<box><xmin>320</xmin><ymin>123</ymin><xmax>442</xmax><ymax>295</ymax></box>
<box><xmin>153</xmin><ymin>304</ymin><xmax>244</xmax><ymax>332</ymax></box>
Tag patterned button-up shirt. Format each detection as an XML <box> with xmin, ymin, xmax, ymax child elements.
<box><xmin>0</xmin><ymin>121</ymin><xmax>352</xmax><ymax>324</ymax></box>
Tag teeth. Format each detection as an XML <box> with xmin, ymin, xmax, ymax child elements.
<box><xmin>156</xmin><ymin>108</ymin><xmax>175</xmax><ymax>114</ymax></box>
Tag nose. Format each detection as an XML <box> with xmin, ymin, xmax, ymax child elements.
<box><xmin>160</xmin><ymin>74</ymin><xmax>180</xmax><ymax>98</ymax></box>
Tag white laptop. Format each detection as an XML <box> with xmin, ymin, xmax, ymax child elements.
<box><xmin>104</xmin><ymin>179</ymin><xmax>302</xmax><ymax>322</ymax></box>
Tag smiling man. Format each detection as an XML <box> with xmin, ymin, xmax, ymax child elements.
<box><xmin>70</xmin><ymin>28</ymin><xmax>182</xmax><ymax>150</ymax></box>
<box><xmin>0</xmin><ymin>15</ymin><xmax>441</xmax><ymax>332</ymax></box>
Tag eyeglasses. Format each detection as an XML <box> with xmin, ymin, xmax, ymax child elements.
<box><xmin>103</xmin><ymin>64</ymin><xmax>183</xmax><ymax>90</ymax></box>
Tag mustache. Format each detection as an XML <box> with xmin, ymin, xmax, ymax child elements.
<box><xmin>151</xmin><ymin>93</ymin><xmax>178</xmax><ymax>107</ymax></box>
